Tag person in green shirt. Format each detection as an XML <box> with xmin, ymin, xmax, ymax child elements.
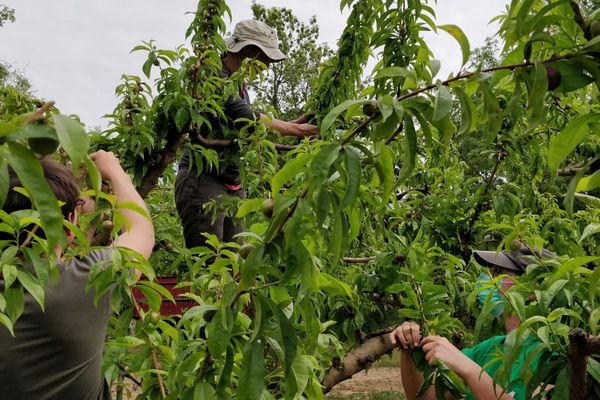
<box><xmin>389</xmin><ymin>245</ymin><xmax>555</xmax><ymax>400</ymax></box>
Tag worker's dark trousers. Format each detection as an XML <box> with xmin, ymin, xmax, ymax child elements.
<box><xmin>175</xmin><ymin>169</ymin><xmax>245</xmax><ymax>250</ymax></box>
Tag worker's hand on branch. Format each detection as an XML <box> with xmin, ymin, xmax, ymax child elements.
<box><xmin>389</xmin><ymin>321</ymin><xmax>422</xmax><ymax>350</ymax></box>
<box><xmin>295</xmin><ymin>122</ymin><xmax>319</xmax><ymax>137</ymax></box>
<box><xmin>420</xmin><ymin>336</ymin><xmax>479</xmax><ymax>380</ymax></box>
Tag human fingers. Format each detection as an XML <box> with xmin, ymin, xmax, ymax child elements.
<box><xmin>400</xmin><ymin>322</ymin><xmax>421</xmax><ymax>348</ymax></box>
<box><xmin>390</xmin><ymin>326</ymin><xmax>409</xmax><ymax>349</ymax></box>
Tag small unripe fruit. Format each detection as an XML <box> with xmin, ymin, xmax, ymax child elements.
<box><xmin>262</xmin><ymin>198</ymin><xmax>275</xmax><ymax>219</ymax></box>
<box><xmin>362</xmin><ymin>102</ymin><xmax>379</xmax><ymax>117</ymax></box>
<box><xmin>148</xmin><ymin>311</ymin><xmax>161</xmax><ymax>325</ymax></box>
<box><xmin>239</xmin><ymin>243</ymin><xmax>255</xmax><ymax>259</ymax></box>
<box><xmin>28</xmin><ymin>137</ymin><xmax>59</xmax><ymax>156</ymax></box>
<box><xmin>545</xmin><ymin>66</ymin><xmax>562</xmax><ymax>91</ymax></box>
<box><xmin>510</xmin><ymin>239</ymin><xmax>521</xmax><ymax>251</ymax></box>
<box><xmin>101</xmin><ymin>220</ymin><xmax>114</xmax><ymax>232</ymax></box>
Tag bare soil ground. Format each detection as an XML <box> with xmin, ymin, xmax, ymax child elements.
<box><xmin>112</xmin><ymin>366</ymin><xmax>404</xmax><ymax>399</ymax></box>
<box><xmin>327</xmin><ymin>367</ymin><xmax>404</xmax><ymax>397</ymax></box>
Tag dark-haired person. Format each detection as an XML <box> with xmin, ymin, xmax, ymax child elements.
<box><xmin>0</xmin><ymin>150</ymin><xmax>154</xmax><ymax>400</ymax></box>
<box><xmin>175</xmin><ymin>19</ymin><xmax>318</xmax><ymax>249</ymax></box>
<box><xmin>389</xmin><ymin>245</ymin><xmax>555</xmax><ymax>400</ymax></box>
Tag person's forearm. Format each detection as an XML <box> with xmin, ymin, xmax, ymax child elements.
<box><xmin>259</xmin><ymin>113</ymin><xmax>302</xmax><ymax>137</ymax></box>
<box><xmin>108</xmin><ymin>170</ymin><xmax>154</xmax><ymax>256</ymax></box>
<box><xmin>401</xmin><ymin>350</ymin><xmax>433</xmax><ymax>400</ymax></box>
<box><xmin>463</xmin><ymin>368</ymin><xmax>513</xmax><ymax>400</ymax></box>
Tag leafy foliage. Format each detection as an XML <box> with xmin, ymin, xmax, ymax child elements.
<box><xmin>2</xmin><ymin>0</ymin><xmax>600</xmax><ymax>399</ymax></box>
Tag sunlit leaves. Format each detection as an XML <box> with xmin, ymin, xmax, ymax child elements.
<box><xmin>438</xmin><ymin>24</ymin><xmax>470</xmax><ymax>67</ymax></box>
<box><xmin>548</xmin><ymin>114</ymin><xmax>600</xmax><ymax>171</ymax></box>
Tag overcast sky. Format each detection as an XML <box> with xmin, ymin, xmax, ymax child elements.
<box><xmin>1</xmin><ymin>0</ymin><xmax>508</xmax><ymax>128</ymax></box>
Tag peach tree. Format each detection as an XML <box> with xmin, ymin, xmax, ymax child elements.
<box><xmin>2</xmin><ymin>0</ymin><xmax>600</xmax><ymax>399</ymax></box>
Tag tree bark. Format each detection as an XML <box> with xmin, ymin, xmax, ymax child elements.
<box><xmin>322</xmin><ymin>332</ymin><xmax>394</xmax><ymax>393</ymax></box>
<box><xmin>137</xmin><ymin>130</ymin><xmax>185</xmax><ymax>199</ymax></box>
<box><xmin>568</xmin><ymin>328</ymin><xmax>600</xmax><ymax>400</ymax></box>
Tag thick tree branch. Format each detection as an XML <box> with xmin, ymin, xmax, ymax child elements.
<box><xmin>322</xmin><ymin>332</ymin><xmax>394</xmax><ymax>393</ymax></box>
<box><xmin>568</xmin><ymin>328</ymin><xmax>600</xmax><ymax>400</ymax></box>
<box><xmin>137</xmin><ymin>129</ymin><xmax>186</xmax><ymax>199</ymax></box>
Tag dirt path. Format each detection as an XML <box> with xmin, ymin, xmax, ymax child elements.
<box><xmin>328</xmin><ymin>367</ymin><xmax>404</xmax><ymax>396</ymax></box>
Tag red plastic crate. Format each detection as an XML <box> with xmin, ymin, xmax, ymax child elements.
<box><xmin>132</xmin><ymin>277</ymin><xmax>195</xmax><ymax>317</ymax></box>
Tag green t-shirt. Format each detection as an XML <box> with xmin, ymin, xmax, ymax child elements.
<box><xmin>0</xmin><ymin>249</ymin><xmax>113</xmax><ymax>400</ymax></box>
<box><xmin>462</xmin><ymin>335</ymin><xmax>541</xmax><ymax>400</ymax></box>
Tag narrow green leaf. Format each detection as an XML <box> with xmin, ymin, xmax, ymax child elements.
<box><xmin>307</xmin><ymin>143</ymin><xmax>341</xmax><ymax>189</ymax></box>
<box><xmin>236</xmin><ymin>198</ymin><xmax>264</xmax><ymax>218</ymax></box>
<box><xmin>575</xmin><ymin>193</ymin><xmax>600</xmax><ymax>209</ymax></box>
<box><xmin>240</xmin><ymin>245</ymin><xmax>264</xmax><ymax>290</ymax></box>
<box><xmin>374</xmin><ymin>142</ymin><xmax>394</xmax><ymax>201</ymax></box>
<box><xmin>237</xmin><ymin>341</ymin><xmax>265</xmax><ymax>400</ymax></box>
<box><xmin>7</xmin><ymin>142</ymin><xmax>64</xmax><ymax>250</ymax></box>
<box><xmin>527</xmin><ymin>62</ymin><xmax>547</xmax><ymax>130</ymax></box>
<box><xmin>438</xmin><ymin>24</ymin><xmax>470</xmax><ymax>66</ymax></box>
<box><xmin>321</xmin><ymin>100</ymin><xmax>371</xmax><ymax>134</ymax></box>
<box><xmin>52</xmin><ymin>114</ymin><xmax>89</xmax><ymax>171</ymax></box>
<box><xmin>576</xmin><ymin>170</ymin><xmax>600</xmax><ymax>192</ymax></box>
<box><xmin>315</xmin><ymin>187</ymin><xmax>330</xmax><ymax>227</ymax></box>
<box><xmin>271</xmin><ymin>153</ymin><xmax>311</xmax><ymax>199</ymax></box>
<box><xmin>548</xmin><ymin>114</ymin><xmax>600</xmax><ymax>171</ymax></box>
<box><xmin>0</xmin><ymin>313</ymin><xmax>14</xmax><ymax>336</ymax></box>
<box><xmin>581</xmin><ymin>223</ymin><xmax>600</xmax><ymax>242</ymax></box>
<box><xmin>340</xmin><ymin>147</ymin><xmax>361</xmax><ymax>208</ymax></box>
<box><xmin>207</xmin><ymin>310</ymin><xmax>231</xmax><ymax>357</ymax></box>
<box><xmin>175</xmin><ymin>107</ymin><xmax>190</xmax><ymax>132</ymax></box>
<box><xmin>374</xmin><ymin>66</ymin><xmax>409</xmax><ymax>80</ymax></box>
<box><xmin>16</xmin><ymin>270</ymin><xmax>44</xmax><ymax>311</ymax></box>
<box><xmin>564</xmin><ymin>168</ymin><xmax>586</xmax><ymax>217</ymax></box>
<box><xmin>454</xmin><ymin>87</ymin><xmax>476</xmax><ymax>135</ymax></box>
<box><xmin>432</xmin><ymin>85</ymin><xmax>453</xmax><ymax>122</ymax></box>
<box><xmin>398</xmin><ymin>114</ymin><xmax>417</xmax><ymax>183</ymax></box>
<box><xmin>0</xmin><ymin>157</ymin><xmax>8</xmax><ymax>208</ymax></box>
<box><xmin>589</xmin><ymin>358</ymin><xmax>600</xmax><ymax>384</ymax></box>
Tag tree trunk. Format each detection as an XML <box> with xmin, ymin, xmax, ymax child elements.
<box><xmin>568</xmin><ymin>328</ymin><xmax>600</xmax><ymax>400</ymax></box>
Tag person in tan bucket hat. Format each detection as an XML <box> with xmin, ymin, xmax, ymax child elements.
<box><xmin>175</xmin><ymin>19</ymin><xmax>318</xmax><ymax>250</ymax></box>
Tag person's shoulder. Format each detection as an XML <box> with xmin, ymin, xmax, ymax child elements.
<box><xmin>64</xmin><ymin>248</ymin><xmax>113</xmax><ymax>272</ymax></box>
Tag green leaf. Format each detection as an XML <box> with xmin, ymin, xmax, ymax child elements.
<box><xmin>237</xmin><ymin>341</ymin><xmax>265</xmax><ymax>400</ymax></box>
<box><xmin>438</xmin><ymin>24</ymin><xmax>470</xmax><ymax>67</ymax></box>
<box><xmin>564</xmin><ymin>167</ymin><xmax>586</xmax><ymax>218</ymax></box>
<box><xmin>136</xmin><ymin>280</ymin><xmax>175</xmax><ymax>303</ymax></box>
<box><xmin>374</xmin><ymin>66</ymin><xmax>409</xmax><ymax>80</ymax></box>
<box><xmin>576</xmin><ymin>170</ymin><xmax>600</xmax><ymax>192</ymax></box>
<box><xmin>374</xmin><ymin>142</ymin><xmax>394</xmax><ymax>201</ymax></box>
<box><xmin>207</xmin><ymin>309</ymin><xmax>231</xmax><ymax>357</ymax></box>
<box><xmin>0</xmin><ymin>157</ymin><xmax>8</xmax><ymax>208</ymax></box>
<box><xmin>2</xmin><ymin>264</ymin><xmax>17</xmax><ymax>289</ymax></box>
<box><xmin>575</xmin><ymin>193</ymin><xmax>600</xmax><ymax>209</ymax></box>
<box><xmin>454</xmin><ymin>87</ymin><xmax>476</xmax><ymax>135</ymax></box>
<box><xmin>0</xmin><ymin>313</ymin><xmax>13</xmax><ymax>336</ymax></box>
<box><xmin>551</xmin><ymin>256</ymin><xmax>598</xmax><ymax>284</ymax></box>
<box><xmin>340</xmin><ymin>147</ymin><xmax>361</xmax><ymax>208</ymax></box>
<box><xmin>175</xmin><ymin>107</ymin><xmax>190</xmax><ymax>132</ymax></box>
<box><xmin>397</xmin><ymin>114</ymin><xmax>417</xmax><ymax>183</ymax></box>
<box><xmin>589</xmin><ymin>358</ymin><xmax>600</xmax><ymax>384</ymax></box>
<box><xmin>432</xmin><ymin>85</ymin><xmax>452</xmax><ymax>122</ymax></box>
<box><xmin>549</xmin><ymin>60</ymin><xmax>594</xmax><ymax>93</ymax></box>
<box><xmin>548</xmin><ymin>114</ymin><xmax>600</xmax><ymax>171</ymax></box>
<box><xmin>271</xmin><ymin>153</ymin><xmax>310</xmax><ymax>199</ymax></box>
<box><xmin>240</xmin><ymin>245</ymin><xmax>264</xmax><ymax>290</ymax></box>
<box><xmin>527</xmin><ymin>62</ymin><xmax>547</xmax><ymax>130</ymax></box>
<box><xmin>236</xmin><ymin>198</ymin><xmax>264</xmax><ymax>218</ymax></box>
<box><xmin>7</xmin><ymin>142</ymin><xmax>64</xmax><ymax>250</ymax></box>
<box><xmin>52</xmin><ymin>114</ymin><xmax>89</xmax><ymax>171</ymax></box>
<box><xmin>321</xmin><ymin>100</ymin><xmax>371</xmax><ymax>134</ymax></box>
<box><xmin>16</xmin><ymin>270</ymin><xmax>44</xmax><ymax>311</ymax></box>
<box><xmin>581</xmin><ymin>223</ymin><xmax>600</xmax><ymax>242</ymax></box>
<box><xmin>307</xmin><ymin>143</ymin><xmax>341</xmax><ymax>189</ymax></box>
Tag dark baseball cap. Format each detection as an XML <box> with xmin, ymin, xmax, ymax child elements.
<box><xmin>473</xmin><ymin>244</ymin><xmax>556</xmax><ymax>274</ymax></box>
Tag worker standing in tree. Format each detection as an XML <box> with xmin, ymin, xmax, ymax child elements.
<box><xmin>175</xmin><ymin>19</ymin><xmax>318</xmax><ymax>250</ymax></box>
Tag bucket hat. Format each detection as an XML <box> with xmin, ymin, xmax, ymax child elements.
<box><xmin>225</xmin><ymin>20</ymin><xmax>286</xmax><ymax>62</ymax></box>
<box><xmin>473</xmin><ymin>244</ymin><xmax>556</xmax><ymax>274</ymax></box>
